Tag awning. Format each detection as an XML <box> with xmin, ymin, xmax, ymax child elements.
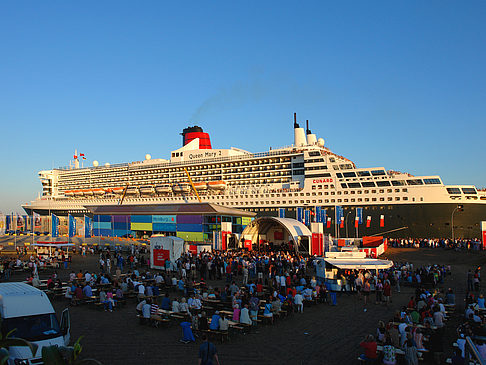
<box><xmin>33</xmin><ymin>243</ymin><xmax>75</xmax><ymax>247</ymax></box>
<box><xmin>324</xmin><ymin>258</ymin><xmax>393</xmax><ymax>270</ymax></box>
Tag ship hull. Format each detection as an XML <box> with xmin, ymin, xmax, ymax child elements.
<box><xmin>22</xmin><ymin>202</ymin><xmax>486</xmax><ymax>239</ymax></box>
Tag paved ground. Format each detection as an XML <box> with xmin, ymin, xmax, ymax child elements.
<box><xmin>2</xmin><ymin>243</ymin><xmax>485</xmax><ymax>364</ymax></box>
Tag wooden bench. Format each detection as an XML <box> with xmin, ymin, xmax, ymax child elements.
<box><xmin>198</xmin><ymin>329</ymin><xmax>229</xmax><ymax>343</ymax></box>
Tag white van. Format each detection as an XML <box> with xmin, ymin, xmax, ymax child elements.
<box><xmin>0</xmin><ymin>282</ymin><xmax>70</xmax><ymax>364</ymax></box>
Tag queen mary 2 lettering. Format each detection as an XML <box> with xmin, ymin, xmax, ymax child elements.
<box><xmin>23</xmin><ymin>113</ymin><xmax>486</xmax><ymax>238</ymax></box>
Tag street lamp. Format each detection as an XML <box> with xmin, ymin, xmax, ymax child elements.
<box><xmin>345</xmin><ymin>211</ymin><xmax>352</xmax><ymax>238</ymax></box>
<box><xmin>451</xmin><ymin>205</ymin><xmax>464</xmax><ymax>241</ymax></box>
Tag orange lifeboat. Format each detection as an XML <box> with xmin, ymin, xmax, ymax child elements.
<box><xmin>112</xmin><ymin>187</ymin><xmax>124</xmax><ymax>195</ymax></box>
<box><xmin>73</xmin><ymin>190</ymin><xmax>84</xmax><ymax>197</ymax></box>
<box><xmin>193</xmin><ymin>182</ymin><xmax>208</xmax><ymax>191</ymax></box>
<box><xmin>208</xmin><ymin>180</ymin><xmax>227</xmax><ymax>191</ymax></box>
<box><xmin>83</xmin><ymin>189</ymin><xmax>94</xmax><ymax>197</ymax></box>
<box><xmin>93</xmin><ymin>188</ymin><xmax>105</xmax><ymax>196</ymax></box>
<box><xmin>64</xmin><ymin>190</ymin><xmax>74</xmax><ymax>197</ymax></box>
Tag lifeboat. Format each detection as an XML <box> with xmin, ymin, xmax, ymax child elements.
<box><xmin>208</xmin><ymin>180</ymin><xmax>227</xmax><ymax>191</ymax></box>
<box><xmin>64</xmin><ymin>190</ymin><xmax>74</xmax><ymax>197</ymax></box>
<box><xmin>125</xmin><ymin>187</ymin><xmax>139</xmax><ymax>196</ymax></box>
<box><xmin>93</xmin><ymin>188</ymin><xmax>105</xmax><ymax>197</ymax></box>
<box><xmin>172</xmin><ymin>183</ymin><xmax>191</xmax><ymax>194</ymax></box>
<box><xmin>112</xmin><ymin>187</ymin><xmax>125</xmax><ymax>195</ymax></box>
<box><xmin>140</xmin><ymin>186</ymin><xmax>155</xmax><ymax>196</ymax></box>
<box><xmin>73</xmin><ymin>190</ymin><xmax>84</xmax><ymax>197</ymax></box>
<box><xmin>83</xmin><ymin>189</ymin><xmax>94</xmax><ymax>197</ymax></box>
<box><xmin>193</xmin><ymin>182</ymin><xmax>208</xmax><ymax>191</ymax></box>
<box><xmin>155</xmin><ymin>184</ymin><xmax>172</xmax><ymax>194</ymax></box>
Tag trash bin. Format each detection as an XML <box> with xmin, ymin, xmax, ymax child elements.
<box><xmin>330</xmin><ymin>292</ymin><xmax>337</xmax><ymax>306</ymax></box>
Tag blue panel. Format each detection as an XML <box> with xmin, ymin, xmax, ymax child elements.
<box><xmin>130</xmin><ymin>215</ymin><xmax>153</xmax><ymax>223</ymax></box>
<box><xmin>93</xmin><ymin>228</ymin><xmax>112</xmax><ymax>237</ymax></box>
<box><xmin>153</xmin><ymin>223</ymin><xmax>176</xmax><ymax>232</ymax></box>
<box><xmin>176</xmin><ymin>223</ymin><xmax>203</xmax><ymax>232</ymax></box>
<box><xmin>152</xmin><ymin>215</ymin><xmax>176</xmax><ymax>224</ymax></box>
<box><xmin>113</xmin><ymin>222</ymin><xmax>129</xmax><ymax>230</ymax></box>
<box><xmin>93</xmin><ymin>222</ymin><xmax>111</xmax><ymax>230</ymax></box>
<box><xmin>113</xmin><ymin>229</ymin><xmax>130</xmax><ymax>237</ymax></box>
<box><xmin>95</xmin><ymin>215</ymin><xmax>112</xmax><ymax>222</ymax></box>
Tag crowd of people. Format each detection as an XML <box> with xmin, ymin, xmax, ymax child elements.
<box><xmin>388</xmin><ymin>238</ymin><xmax>483</xmax><ymax>251</ymax></box>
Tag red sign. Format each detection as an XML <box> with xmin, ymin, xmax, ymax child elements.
<box><xmin>188</xmin><ymin>245</ymin><xmax>197</xmax><ymax>255</ymax></box>
<box><xmin>153</xmin><ymin>249</ymin><xmax>170</xmax><ymax>267</ymax></box>
<box><xmin>483</xmin><ymin>231</ymin><xmax>486</xmax><ymax>250</ymax></box>
<box><xmin>312</xmin><ymin>178</ymin><xmax>333</xmax><ymax>184</ymax></box>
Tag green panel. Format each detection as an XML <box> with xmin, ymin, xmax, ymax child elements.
<box><xmin>131</xmin><ymin>222</ymin><xmax>153</xmax><ymax>231</ymax></box>
<box><xmin>176</xmin><ymin>231</ymin><xmax>204</xmax><ymax>242</ymax></box>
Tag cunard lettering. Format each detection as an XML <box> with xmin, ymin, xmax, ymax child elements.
<box><xmin>312</xmin><ymin>178</ymin><xmax>333</xmax><ymax>183</ymax></box>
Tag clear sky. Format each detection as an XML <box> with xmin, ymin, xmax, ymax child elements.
<box><xmin>1</xmin><ymin>1</ymin><xmax>485</xmax><ymax>214</ymax></box>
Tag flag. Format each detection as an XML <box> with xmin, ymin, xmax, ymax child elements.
<box><xmin>356</xmin><ymin>207</ymin><xmax>363</xmax><ymax>224</ymax></box>
<box><xmin>278</xmin><ymin>208</ymin><xmax>285</xmax><ymax>219</ymax></box>
<box><xmin>380</xmin><ymin>215</ymin><xmax>385</xmax><ymax>228</ymax></box>
<box><xmin>80</xmin><ymin>153</ymin><xmax>86</xmax><ymax>160</ymax></box>
<box><xmin>320</xmin><ymin>208</ymin><xmax>327</xmax><ymax>225</ymax></box>
<box><xmin>73</xmin><ymin>155</ymin><xmax>77</xmax><ymax>159</ymax></box>
<box><xmin>315</xmin><ymin>207</ymin><xmax>321</xmax><ymax>223</ymax></box>
<box><xmin>366</xmin><ymin>216</ymin><xmax>371</xmax><ymax>228</ymax></box>
<box><xmin>84</xmin><ymin>215</ymin><xmax>92</xmax><ymax>238</ymax></box>
<box><xmin>355</xmin><ymin>215</ymin><xmax>359</xmax><ymax>228</ymax></box>
<box><xmin>326</xmin><ymin>217</ymin><xmax>331</xmax><ymax>229</ymax></box>
<box><xmin>297</xmin><ymin>207</ymin><xmax>304</xmax><ymax>223</ymax></box>
<box><xmin>51</xmin><ymin>214</ymin><xmax>59</xmax><ymax>237</ymax></box>
<box><xmin>340</xmin><ymin>216</ymin><xmax>344</xmax><ymax>228</ymax></box>
<box><xmin>304</xmin><ymin>210</ymin><xmax>311</xmax><ymax>226</ymax></box>
<box><xmin>68</xmin><ymin>214</ymin><xmax>76</xmax><ymax>238</ymax></box>
<box><xmin>336</xmin><ymin>206</ymin><xmax>343</xmax><ymax>223</ymax></box>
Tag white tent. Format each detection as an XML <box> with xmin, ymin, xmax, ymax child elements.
<box><xmin>323</xmin><ymin>258</ymin><xmax>393</xmax><ymax>270</ymax></box>
<box><xmin>150</xmin><ymin>236</ymin><xmax>185</xmax><ymax>270</ymax></box>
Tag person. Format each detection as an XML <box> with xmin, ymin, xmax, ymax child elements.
<box><xmin>198</xmin><ymin>312</ymin><xmax>209</xmax><ymax>331</ymax></box>
<box><xmin>263</xmin><ymin>301</ymin><xmax>273</xmax><ymax>323</ymax></box>
<box><xmin>209</xmin><ymin>311</ymin><xmax>221</xmax><ymax>330</ymax></box>
<box><xmin>446</xmin><ymin>288</ymin><xmax>456</xmax><ymax>305</ymax></box>
<box><xmin>198</xmin><ymin>334</ymin><xmax>220</xmax><ymax>365</ymax></box>
<box><xmin>382</xmin><ymin>337</ymin><xmax>396</xmax><ymax>365</ymax></box>
<box><xmin>240</xmin><ymin>304</ymin><xmax>252</xmax><ymax>325</ymax></box>
<box><xmin>161</xmin><ymin>293</ymin><xmax>171</xmax><ymax>310</ymax></box>
<box><xmin>362</xmin><ymin>280</ymin><xmax>371</xmax><ymax>310</ymax></box>
<box><xmin>218</xmin><ymin>314</ymin><xmax>229</xmax><ymax>331</ymax></box>
<box><xmin>450</xmin><ymin>347</ymin><xmax>465</xmax><ymax>365</ymax></box>
<box><xmin>359</xmin><ymin>334</ymin><xmax>377</xmax><ymax>363</ymax></box>
<box><xmin>294</xmin><ymin>291</ymin><xmax>303</xmax><ymax>313</ymax></box>
<box><xmin>404</xmin><ymin>338</ymin><xmax>419</xmax><ymax>365</ymax></box>
<box><xmin>383</xmin><ymin>280</ymin><xmax>391</xmax><ymax>307</ymax></box>
<box><xmin>142</xmin><ymin>299</ymin><xmax>151</xmax><ymax>324</ymax></box>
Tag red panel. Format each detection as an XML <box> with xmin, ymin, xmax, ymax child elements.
<box><xmin>184</xmin><ymin>132</ymin><xmax>212</xmax><ymax>149</ymax></box>
<box><xmin>338</xmin><ymin>239</ymin><xmax>345</xmax><ymax>247</ymax></box>
<box><xmin>222</xmin><ymin>231</ymin><xmax>228</xmax><ymax>251</ymax></box>
<box><xmin>153</xmin><ymin>249</ymin><xmax>170</xmax><ymax>267</ymax></box>
<box><xmin>312</xmin><ymin>233</ymin><xmax>323</xmax><ymax>255</ymax></box>
<box><xmin>483</xmin><ymin>231</ymin><xmax>486</xmax><ymax>250</ymax></box>
<box><xmin>274</xmin><ymin>231</ymin><xmax>284</xmax><ymax>240</ymax></box>
<box><xmin>363</xmin><ymin>236</ymin><xmax>383</xmax><ymax>247</ymax></box>
<box><xmin>188</xmin><ymin>245</ymin><xmax>197</xmax><ymax>255</ymax></box>
<box><xmin>244</xmin><ymin>240</ymin><xmax>252</xmax><ymax>251</ymax></box>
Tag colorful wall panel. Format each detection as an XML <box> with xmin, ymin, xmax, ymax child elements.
<box><xmin>153</xmin><ymin>223</ymin><xmax>177</xmax><ymax>232</ymax></box>
<box><xmin>131</xmin><ymin>222</ymin><xmax>152</xmax><ymax>231</ymax></box>
<box><xmin>130</xmin><ymin>215</ymin><xmax>152</xmax><ymax>223</ymax></box>
<box><xmin>152</xmin><ymin>215</ymin><xmax>176</xmax><ymax>224</ymax></box>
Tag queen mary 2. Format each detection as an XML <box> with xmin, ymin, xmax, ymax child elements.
<box><xmin>22</xmin><ymin>113</ymin><xmax>486</xmax><ymax>238</ymax></box>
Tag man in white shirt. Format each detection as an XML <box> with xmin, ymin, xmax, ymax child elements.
<box><xmin>294</xmin><ymin>292</ymin><xmax>304</xmax><ymax>313</ymax></box>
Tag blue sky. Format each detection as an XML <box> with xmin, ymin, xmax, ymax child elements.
<box><xmin>1</xmin><ymin>1</ymin><xmax>485</xmax><ymax>214</ymax></box>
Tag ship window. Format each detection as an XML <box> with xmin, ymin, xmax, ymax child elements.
<box><xmin>361</xmin><ymin>182</ymin><xmax>376</xmax><ymax>188</ymax></box>
<box><xmin>402</xmin><ymin>188</ymin><xmax>408</xmax><ymax>192</ymax></box>
<box><xmin>292</xmin><ymin>169</ymin><xmax>304</xmax><ymax>175</ymax></box>
<box><xmin>343</xmin><ymin>172</ymin><xmax>356</xmax><ymax>178</ymax></box>
<box><xmin>341</xmin><ymin>183</ymin><xmax>348</xmax><ymax>188</ymax></box>
<box><xmin>344</xmin><ymin>191</ymin><xmax>348</xmax><ymax>195</ymax></box>
<box><xmin>329</xmin><ymin>157</ymin><xmax>335</xmax><ymax>163</ymax></box>
<box><xmin>337</xmin><ymin>199</ymin><xmax>342</xmax><ymax>203</ymax></box>
<box><xmin>357</xmin><ymin>171</ymin><xmax>371</xmax><ymax>177</ymax></box>
<box><xmin>344</xmin><ymin>199</ymin><xmax>348</xmax><ymax>202</ymax></box>
<box><xmin>462</xmin><ymin>187</ymin><xmax>477</xmax><ymax>194</ymax></box>
<box><xmin>388</xmin><ymin>197</ymin><xmax>393</xmax><ymax>201</ymax></box>
<box><xmin>333</xmin><ymin>165</ymin><xmax>340</xmax><ymax>170</ymax></box>
<box><xmin>371</xmin><ymin>170</ymin><xmax>386</xmax><ymax>176</ymax></box>
<box><xmin>446</xmin><ymin>188</ymin><xmax>461</xmax><ymax>194</ymax></box>
<box><xmin>407</xmin><ymin>179</ymin><xmax>423</xmax><ymax>185</ymax></box>
<box><xmin>392</xmin><ymin>180</ymin><xmax>405</xmax><ymax>186</ymax></box>
<box><xmin>424</xmin><ymin>178</ymin><xmax>441</xmax><ymax>185</ymax></box>
<box><xmin>379</xmin><ymin>189</ymin><xmax>384</xmax><ymax>193</ymax></box>
<box><xmin>372</xmin><ymin>198</ymin><xmax>377</xmax><ymax>201</ymax></box>
<box><xmin>376</xmin><ymin>181</ymin><xmax>391</xmax><ymax>187</ymax></box>
<box><xmin>293</xmin><ymin>163</ymin><xmax>304</xmax><ymax>168</ymax></box>
<box><xmin>348</xmin><ymin>182</ymin><xmax>361</xmax><ymax>188</ymax></box>
<box><xmin>336</xmin><ymin>173</ymin><xmax>343</xmax><ymax>178</ymax></box>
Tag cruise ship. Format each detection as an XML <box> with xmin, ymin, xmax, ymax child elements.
<box><xmin>22</xmin><ymin>114</ymin><xmax>486</xmax><ymax>238</ymax></box>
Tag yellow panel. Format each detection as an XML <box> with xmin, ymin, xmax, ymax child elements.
<box><xmin>131</xmin><ymin>222</ymin><xmax>153</xmax><ymax>231</ymax></box>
